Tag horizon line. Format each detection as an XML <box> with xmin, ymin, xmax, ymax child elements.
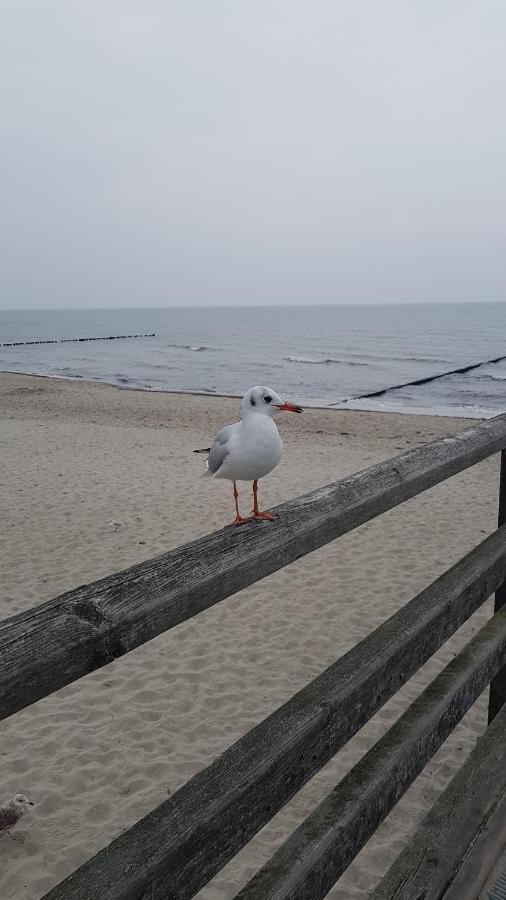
<box><xmin>2</xmin><ymin>298</ymin><xmax>506</xmax><ymax>313</ymax></box>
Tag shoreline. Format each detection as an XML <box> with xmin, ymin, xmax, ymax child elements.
<box><xmin>0</xmin><ymin>367</ymin><xmax>495</xmax><ymax>419</ymax></box>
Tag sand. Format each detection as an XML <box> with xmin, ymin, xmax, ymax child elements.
<box><xmin>0</xmin><ymin>372</ymin><xmax>500</xmax><ymax>899</ymax></box>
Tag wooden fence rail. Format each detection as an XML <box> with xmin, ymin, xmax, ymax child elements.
<box><xmin>237</xmin><ymin>604</ymin><xmax>506</xmax><ymax>899</ymax></box>
<box><xmin>371</xmin><ymin>700</ymin><xmax>506</xmax><ymax>900</ymax></box>
<box><xmin>2</xmin><ymin>414</ymin><xmax>506</xmax><ymax>899</ymax></box>
<box><xmin>44</xmin><ymin>526</ymin><xmax>506</xmax><ymax>899</ymax></box>
<box><xmin>2</xmin><ymin>414</ymin><xmax>506</xmax><ymax>723</ymax></box>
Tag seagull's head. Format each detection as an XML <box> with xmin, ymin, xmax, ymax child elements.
<box><xmin>241</xmin><ymin>386</ymin><xmax>303</xmax><ymax>418</ymax></box>
<box><xmin>13</xmin><ymin>794</ymin><xmax>34</xmax><ymax>811</ymax></box>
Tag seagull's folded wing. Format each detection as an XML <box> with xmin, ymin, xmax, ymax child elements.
<box><xmin>207</xmin><ymin>423</ymin><xmax>237</xmax><ymax>474</ymax></box>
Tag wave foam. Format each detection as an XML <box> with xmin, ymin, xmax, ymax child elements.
<box><xmin>168</xmin><ymin>343</ymin><xmax>214</xmax><ymax>352</ymax></box>
<box><xmin>473</xmin><ymin>372</ymin><xmax>506</xmax><ymax>382</ymax></box>
<box><xmin>284</xmin><ymin>355</ymin><xmax>367</xmax><ymax>366</ymax></box>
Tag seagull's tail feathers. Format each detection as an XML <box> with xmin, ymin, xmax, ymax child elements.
<box><xmin>194</xmin><ymin>448</ymin><xmax>214</xmax><ymax>477</ymax></box>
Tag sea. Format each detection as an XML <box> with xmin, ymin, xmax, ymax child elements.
<box><xmin>1</xmin><ymin>303</ymin><xmax>506</xmax><ymax>418</ymax></box>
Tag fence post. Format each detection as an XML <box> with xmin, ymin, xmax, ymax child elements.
<box><xmin>488</xmin><ymin>448</ymin><xmax>506</xmax><ymax>723</ymax></box>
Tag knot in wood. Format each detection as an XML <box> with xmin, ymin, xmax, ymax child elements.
<box><xmin>73</xmin><ymin>598</ymin><xmax>105</xmax><ymax>628</ymax></box>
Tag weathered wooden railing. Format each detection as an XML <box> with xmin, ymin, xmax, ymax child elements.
<box><xmin>2</xmin><ymin>415</ymin><xmax>506</xmax><ymax>899</ymax></box>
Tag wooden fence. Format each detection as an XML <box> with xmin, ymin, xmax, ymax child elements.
<box><xmin>2</xmin><ymin>414</ymin><xmax>506</xmax><ymax>898</ymax></box>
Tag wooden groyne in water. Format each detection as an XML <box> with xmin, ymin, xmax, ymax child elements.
<box><xmin>1</xmin><ymin>333</ymin><xmax>155</xmax><ymax>348</ymax></box>
<box><xmin>1</xmin><ymin>415</ymin><xmax>506</xmax><ymax>898</ymax></box>
<box><xmin>332</xmin><ymin>352</ymin><xmax>506</xmax><ymax>405</ymax></box>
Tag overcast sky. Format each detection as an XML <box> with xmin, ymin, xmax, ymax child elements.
<box><xmin>2</xmin><ymin>2</ymin><xmax>506</xmax><ymax>310</ymax></box>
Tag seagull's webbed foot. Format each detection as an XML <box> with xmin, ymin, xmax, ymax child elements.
<box><xmin>230</xmin><ymin>514</ymin><xmax>253</xmax><ymax>527</ymax></box>
<box><xmin>252</xmin><ymin>510</ymin><xmax>277</xmax><ymax>522</ymax></box>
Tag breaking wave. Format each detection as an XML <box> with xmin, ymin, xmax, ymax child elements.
<box><xmin>284</xmin><ymin>355</ymin><xmax>368</xmax><ymax>366</ymax></box>
<box><xmin>473</xmin><ymin>372</ymin><xmax>506</xmax><ymax>382</ymax></box>
<box><xmin>167</xmin><ymin>343</ymin><xmax>215</xmax><ymax>352</ymax></box>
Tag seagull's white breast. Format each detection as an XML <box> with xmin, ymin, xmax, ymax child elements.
<box><xmin>217</xmin><ymin>414</ymin><xmax>283</xmax><ymax>481</ymax></box>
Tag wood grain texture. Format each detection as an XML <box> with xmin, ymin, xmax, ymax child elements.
<box><xmin>3</xmin><ymin>413</ymin><xmax>506</xmax><ymax>723</ymax></box>
<box><xmin>441</xmin><ymin>794</ymin><xmax>506</xmax><ymax>900</ymax></box>
<box><xmin>42</xmin><ymin>527</ymin><xmax>506</xmax><ymax>900</ymax></box>
<box><xmin>371</xmin><ymin>701</ymin><xmax>506</xmax><ymax>900</ymax></box>
<box><xmin>236</xmin><ymin>605</ymin><xmax>506</xmax><ymax>900</ymax></box>
<box><xmin>489</xmin><ymin>447</ymin><xmax>506</xmax><ymax>722</ymax></box>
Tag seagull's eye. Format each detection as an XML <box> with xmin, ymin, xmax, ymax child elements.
<box><xmin>264</xmin><ymin>396</ymin><xmax>272</xmax><ymax>404</ymax></box>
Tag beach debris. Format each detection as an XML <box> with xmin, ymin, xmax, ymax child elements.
<box><xmin>108</xmin><ymin>520</ymin><xmax>127</xmax><ymax>532</ymax></box>
<box><xmin>0</xmin><ymin>794</ymin><xmax>34</xmax><ymax>839</ymax></box>
<box><xmin>197</xmin><ymin>385</ymin><xmax>302</xmax><ymax>526</ymax></box>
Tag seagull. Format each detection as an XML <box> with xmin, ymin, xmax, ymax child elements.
<box><xmin>0</xmin><ymin>794</ymin><xmax>34</xmax><ymax>837</ymax></box>
<box><xmin>194</xmin><ymin>386</ymin><xmax>302</xmax><ymax>525</ymax></box>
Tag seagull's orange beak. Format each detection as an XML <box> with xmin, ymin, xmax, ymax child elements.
<box><xmin>275</xmin><ymin>402</ymin><xmax>303</xmax><ymax>413</ymax></box>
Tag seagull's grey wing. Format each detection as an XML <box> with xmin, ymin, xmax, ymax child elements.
<box><xmin>0</xmin><ymin>807</ymin><xmax>18</xmax><ymax>830</ymax></box>
<box><xmin>207</xmin><ymin>424</ymin><xmax>236</xmax><ymax>474</ymax></box>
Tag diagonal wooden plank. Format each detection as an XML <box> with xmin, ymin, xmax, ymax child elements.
<box><xmin>371</xmin><ymin>703</ymin><xmax>506</xmax><ymax>900</ymax></box>
<box><xmin>442</xmin><ymin>796</ymin><xmax>506</xmax><ymax>900</ymax></box>
<box><xmin>2</xmin><ymin>414</ymin><xmax>506</xmax><ymax>723</ymax></box>
<box><xmin>237</xmin><ymin>605</ymin><xmax>506</xmax><ymax>900</ymax></box>
<box><xmin>42</xmin><ymin>526</ymin><xmax>506</xmax><ymax>900</ymax></box>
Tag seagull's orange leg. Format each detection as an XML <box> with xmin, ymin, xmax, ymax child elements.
<box><xmin>252</xmin><ymin>479</ymin><xmax>276</xmax><ymax>521</ymax></box>
<box><xmin>231</xmin><ymin>481</ymin><xmax>252</xmax><ymax>526</ymax></box>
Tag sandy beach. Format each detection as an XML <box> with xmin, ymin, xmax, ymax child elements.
<box><xmin>0</xmin><ymin>372</ymin><xmax>499</xmax><ymax>899</ymax></box>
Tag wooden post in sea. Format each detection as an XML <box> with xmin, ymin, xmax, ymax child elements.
<box><xmin>488</xmin><ymin>448</ymin><xmax>506</xmax><ymax>722</ymax></box>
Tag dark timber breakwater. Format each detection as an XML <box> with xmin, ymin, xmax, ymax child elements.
<box><xmin>331</xmin><ymin>354</ymin><xmax>506</xmax><ymax>405</ymax></box>
<box><xmin>1</xmin><ymin>333</ymin><xmax>155</xmax><ymax>348</ymax></box>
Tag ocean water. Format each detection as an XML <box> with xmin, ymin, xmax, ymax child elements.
<box><xmin>1</xmin><ymin>303</ymin><xmax>506</xmax><ymax>417</ymax></box>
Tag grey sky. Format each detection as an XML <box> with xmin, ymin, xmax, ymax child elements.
<box><xmin>2</xmin><ymin>1</ymin><xmax>506</xmax><ymax>309</ymax></box>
